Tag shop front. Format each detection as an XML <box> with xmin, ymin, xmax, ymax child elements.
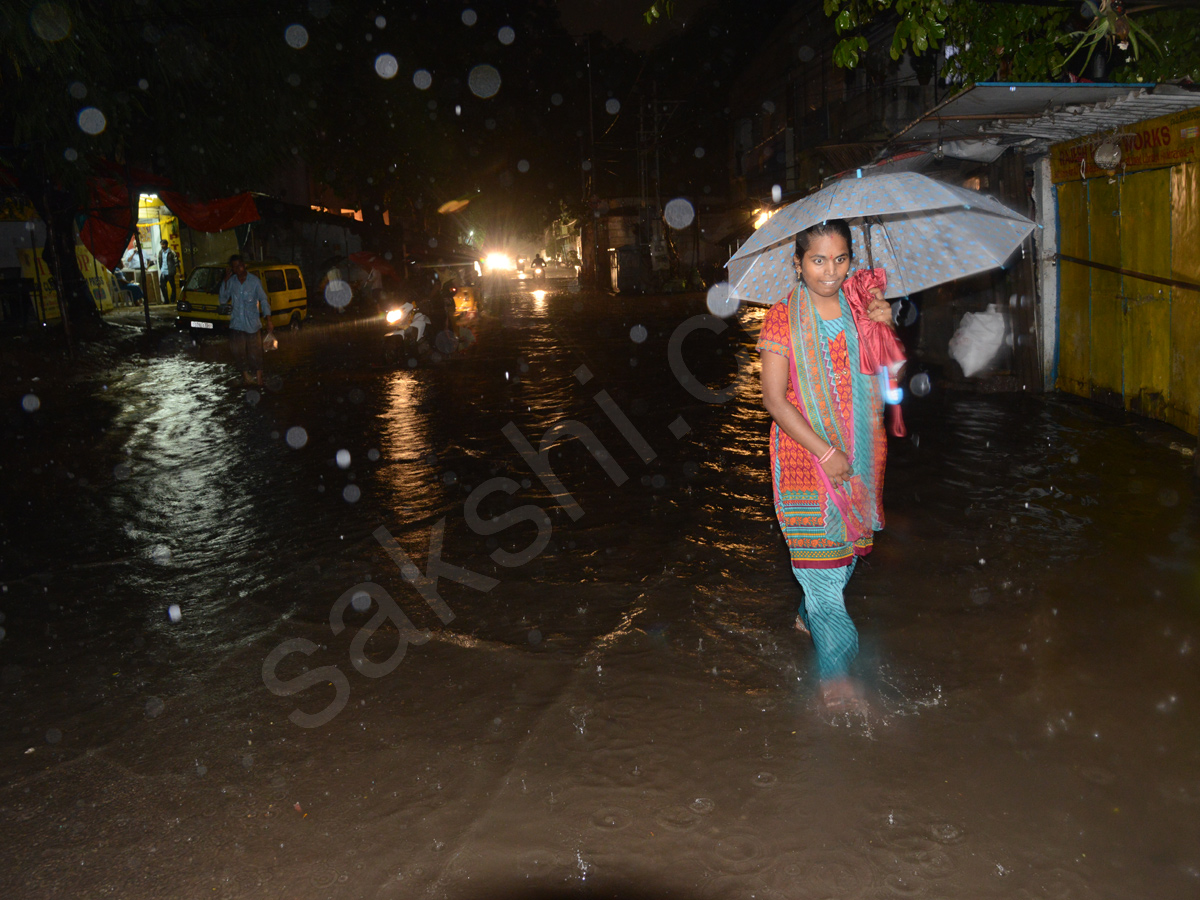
<box><xmin>1051</xmin><ymin>105</ymin><xmax>1200</xmax><ymax>435</ymax></box>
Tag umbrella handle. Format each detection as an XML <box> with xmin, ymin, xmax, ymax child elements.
<box><xmin>863</xmin><ymin>219</ymin><xmax>875</xmax><ymax>272</ymax></box>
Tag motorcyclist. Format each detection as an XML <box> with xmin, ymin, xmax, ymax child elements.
<box><xmin>531</xmin><ymin>254</ymin><xmax>546</xmax><ymax>282</ymax></box>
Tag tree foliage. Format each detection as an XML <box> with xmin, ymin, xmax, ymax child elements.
<box><xmin>820</xmin><ymin>0</ymin><xmax>1200</xmax><ymax>83</ymax></box>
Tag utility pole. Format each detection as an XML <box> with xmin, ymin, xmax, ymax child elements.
<box><xmin>586</xmin><ymin>36</ymin><xmax>599</xmax><ymax>286</ymax></box>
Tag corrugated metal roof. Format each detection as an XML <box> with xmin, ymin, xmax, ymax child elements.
<box><xmin>890</xmin><ymin>82</ymin><xmax>1200</xmax><ymax>154</ymax></box>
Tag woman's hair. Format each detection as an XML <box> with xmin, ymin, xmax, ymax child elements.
<box><xmin>794</xmin><ymin>219</ymin><xmax>853</xmax><ymax>260</ymax></box>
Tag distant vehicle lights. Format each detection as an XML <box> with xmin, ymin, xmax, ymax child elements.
<box><xmin>485</xmin><ymin>252</ymin><xmax>515</xmax><ymax>271</ymax></box>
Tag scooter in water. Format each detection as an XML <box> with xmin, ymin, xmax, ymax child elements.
<box><xmin>382</xmin><ymin>301</ymin><xmax>433</xmax><ymax>364</ymax></box>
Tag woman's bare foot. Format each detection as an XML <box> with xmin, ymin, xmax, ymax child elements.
<box><xmin>793</xmin><ymin>615</ymin><xmax>810</xmax><ymax>637</ymax></box>
<box><xmin>821</xmin><ymin>677</ymin><xmax>866</xmax><ymax>713</ymax></box>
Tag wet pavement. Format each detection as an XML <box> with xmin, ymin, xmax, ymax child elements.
<box><xmin>1</xmin><ymin>277</ymin><xmax>1198</xmax><ymax>899</ymax></box>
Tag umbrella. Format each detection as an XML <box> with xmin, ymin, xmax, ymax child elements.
<box><xmin>349</xmin><ymin>251</ymin><xmax>398</xmax><ymax>277</ymax></box>
<box><xmin>727</xmin><ymin>172</ymin><xmax>1035</xmax><ymax>302</ymax></box>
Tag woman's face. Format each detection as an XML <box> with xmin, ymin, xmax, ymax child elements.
<box><xmin>794</xmin><ymin>232</ymin><xmax>851</xmax><ymax>299</ymax></box>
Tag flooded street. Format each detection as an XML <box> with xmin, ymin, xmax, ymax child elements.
<box><xmin>2</xmin><ymin>280</ymin><xmax>1199</xmax><ymax>900</ymax></box>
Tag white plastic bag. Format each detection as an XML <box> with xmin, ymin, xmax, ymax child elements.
<box><xmin>948</xmin><ymin>304</ymin><xmax>1006</xmax><ymax>377</ymax></box>
<box><xmin>262</xmin><ymin>332</ymin><xmax>279</xmax><ymax>353</ymax></box>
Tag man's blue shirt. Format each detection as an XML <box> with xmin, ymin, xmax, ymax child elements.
<box><xmin>219</xmin><ymin>272</ymin><xmax>271</xmax><ymax>333</ymax></box>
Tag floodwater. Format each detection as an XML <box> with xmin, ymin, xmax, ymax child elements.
<box><xmin>1</xmin><ymin>279</ymin><xmax>1198</xmax><ymax>899</ymax></box>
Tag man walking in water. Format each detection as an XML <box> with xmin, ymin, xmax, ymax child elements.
<box><xmin>219</xmin><ymin>255</ymin><xmax>274</xmax><ymax>387</ymax></box>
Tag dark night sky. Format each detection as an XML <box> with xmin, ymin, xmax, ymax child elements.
<box><xmin>557</xmin><ymin>0</ymin><xmax>710</xmax><ymax>48</ymax></box>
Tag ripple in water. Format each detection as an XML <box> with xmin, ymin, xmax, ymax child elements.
<box><xmin>708</xmin><ymin>830</ymin><xmax>770</xmax><ymax>875</ymax></box>
<box><xmin>589</xmin><ymin>807</ymin><xmax>631</xmax><ymax>830</ymax></box>
<box><xmin>929</xmin><ymin>822</ymin><xmax>965</xmax><ymax>844</ymax></box>
<box><xmin>654</xmin><ymin>805</ymin><xmax>700</xmax><ymax>832</ymax></box>
<box><xmin>784</xmin><ymin>848</ymin><xmax>872</xmax><ymax>896</ymax></box>
<box><xmin>752</xmin><ymin>771</ymin><xmax>778</xmax><ymax>788</ymax></box>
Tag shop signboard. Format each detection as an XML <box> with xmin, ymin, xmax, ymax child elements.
<box><xmin>1050</xmin><ymin>106</ymin><xmax>1200</xmax><ymax>183</ymax></box>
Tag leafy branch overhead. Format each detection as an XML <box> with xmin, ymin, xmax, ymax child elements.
<box><xmin>819</xmin><ymin>0</ymin><xmax>1197</xmax><ymax>83</ymax></box>
<box><xmin>643</xmin><ymin>1</ymin><xmax>676</xmax><ymax>25</ymax></box>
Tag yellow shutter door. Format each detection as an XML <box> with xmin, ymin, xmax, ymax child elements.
<box><xmin>1089</xmin><ymin>178</ymin><xmax>1123</xmax><ymax>406</ymax></box>
<box><xmin>1120</xmin><ymin>168</ymin><xmax>1172</xmax><ymax>420</ymax></box>
<box><xmin>1056</xmin><ymin>181</ymin><xmax>1090</xmax><ymax>396</ymax></box>
<box><xmin>1170</xmin><ymin>163</ymin><xmax>1200</xmax><ymax>435</ymax></box>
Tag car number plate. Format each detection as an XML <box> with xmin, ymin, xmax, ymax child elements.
<box><xmin>190</xmin><ymin>320</ymin><xmax>214</xmax><ymax>329</ymax></box>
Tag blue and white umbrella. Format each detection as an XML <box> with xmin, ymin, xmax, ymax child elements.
<box><xmin>727</xmin><ymin>172</ymin><xmax>1036</xmax><ymax>302</ymax></box>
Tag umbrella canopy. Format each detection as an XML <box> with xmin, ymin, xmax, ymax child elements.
<box><xmin>727</xmin><ymin>172</ymin><xmax>1035</xmax><ymax>302</ymax></box>
<box><xmin>349</xmin><ymin>251</ymin><xmax>398</xmax><ymax>277</ymax></box>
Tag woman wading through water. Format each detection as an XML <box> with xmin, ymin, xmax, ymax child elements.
<box><xmin>757</xmin><ymin>219</ymin><xmax>898</xmax><ymax>711</ymax></box>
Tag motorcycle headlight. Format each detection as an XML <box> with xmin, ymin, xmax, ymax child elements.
<box><xmin>386</xmin><ymin>309</ymin><xmax>404</xmax><ymax>324</ymax></box>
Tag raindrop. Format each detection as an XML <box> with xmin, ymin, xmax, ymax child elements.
<box><xmin>581</xmin><ymin>160</ymin><xmax>592</xmax><ymax>171</ymax></box>
<box><xmin>798</xmin><ymin>45</ymin><xmax>815</xmax><ymax>62</ymax></box>
<box><xmin>45</xmin><ymin>728</ymin><xmax>62</xmax><ymax>745</ymax></box>
<box><xmin>694</xmin><ymin>147</ymin><xmax>705</xmax><ymax>158</ymax></box>
<box><xmin>145</xmin><ymin>697</ymin><xmax>165</xmax><ymax>718</ymax></box>
<box><xmin>428</xmin><ymin>237</ymin><xmax>438</xmax><ymax>248</ymax></box>
<box><xmin>374</xmin><ymin>53</ymin><xmax>399</xmax><ymax>79</ymax></box>
<box><xmin>167</xmin><ymin>604</ymin><xmax>182</xmax><ymax>623</ymax></box>
<box><xmin>630</xmin><ymin>324</ymin><xmax>648</xmax><ymax>344</ymax></box>
<box><xmin>498</xmin><ymin>25</ymin><xmax>515</xmax><ymax>44</ymax></box>
<box><xmin>468</xmin><ymin>64</ymin><xmax>501</xmax><ymax>99</ymax></box>
<box><xmin>324</xmin><ymin>280</ymin><xmax>352</xmax><ymax>309</ymax></box>
<box><xmin>77</xmin><ymin>107</ymin><xmax>106</xmax><ymax>135</ymax></box>
<box><xmin>30</xmin><ymin>3</ymin><xmax>71</xmax><ymax>42</ymax></box>
<box><xmin>113</xmin><ymin>462</ymin><xmax>131</xmax><ymax>480</ymax></box>
<box><xmin>517</xmin><ymin>159</ymin><xmax>530</xmax><ymax>173</ymax></box>
<box><xmin>284</xmin><ymin>23</ymin><xmax>309</xmax><ymax>48</ymax></box>
<box><xmin>336</xmin><ymin>449</ymin><xmax>351</xmax><ymax>469</ymax></box>
<box><xmin>461</xmin><ymin>8</ymin><xmax>477</xmax><ymax>26</ymax></box>
<box><xmin>285</xmin><ymin>427</ymin><xmax>309</xmax><ymax>450</ymax></box>
<box><xmin>771</xmin><ymin>184</ymin><xmax>782</xmax><ymax>203</ymax></box>
<box><xmin>528</xmin><ymin>628</ymin><xmax>542</xmax><ymax>645</ymax></box>
<box><xmin>0</xmin><ymin>627</ymin><xmax>5</xmax><ymax>642</ymax></box>
<box><xmin>443</xmin><ymin>471</ymin><xmax>458</xmax><ymax>485</ymax></box>
<box><xmin>551</xmin><ymin>93</ymin><xmax>563</xmax><ymax>106</ymax></box>
<box><xmin>367</xmin><ymin>448</ymin><xmax>380</xmax><ymax>461</ymax></box>
<box><xmin>663</xmin><ymin>198</ymin><xmax>695</xmax><ymax>229</ymax></box>
<box><xmin>706</xmin><ymin>282</ymin><xmax>740</xmax><ymax>318</ymax></box>
<box><xmin>20</xmin><ymin>393</ymin><xmax>40</xmax><ymax>412</ymax></box>
<box><xmin>893</xmin><ymin>299</ymin><xmax>918</xmax><ymax>327</ymax></box>
<box><xmin>68</xmin><ymin>81</ymin><xmax>87</xmax><ymax>100</ymax></box>
<box><xmin>909</xmin><ymin>373</ymin><xmax>931</xmax><ymax>397</ymax></box>
<box><xmin>651</xmin><ymin>474</ymin><xmax>666</xmax><ymax>489</ymax></box>
<box><xmin>343</xmin><ymin>484</ymin><xmax>361</xmax><ymax>503</ymax></box>
<box><xmin>351</xmin><ymin>590</ymin><xmax>371</xmax><ymax>612</ymax></box>
<box><xmin>244</xmin><ymin>389</ymin><xmax>261</xmax><ymax>406</ymax></box>
<box><xmin>762</xmin><ymin>100</ymin><xmax>776</xmax><ymax>114</ymax></box>
<box><xmin>137</xmin><ymin>79</ymin><xmax>149</xmax><ymax>90</ymax></box>
<box><xmin>151</xmin><ymin>545</ymin><xmax>172</xmax><ymax>565</ymax></box>
<box><xmin>286</xmin><ymin>73</ymin><xmax>301</xmax><ymax>87</ymax></box>
<box><xmin>375</xmin><ymin>15</ymin><xmax>386</xmax><ymax>28</ymax></box>
<box><xmin>605</xmin><ymin>98</ymin><xmax>621</xmax><ymax>115</ymax></box>
<box><xmin>413</xmin><ymin>69</ymin><xmax>432</xmax><ymax>90</ymax></box>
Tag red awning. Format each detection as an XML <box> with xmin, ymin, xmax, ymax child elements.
<box><xmin>79</xmin><ymin>170</ymin><xmax>259</xmax><ymax>269</ymax></box>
